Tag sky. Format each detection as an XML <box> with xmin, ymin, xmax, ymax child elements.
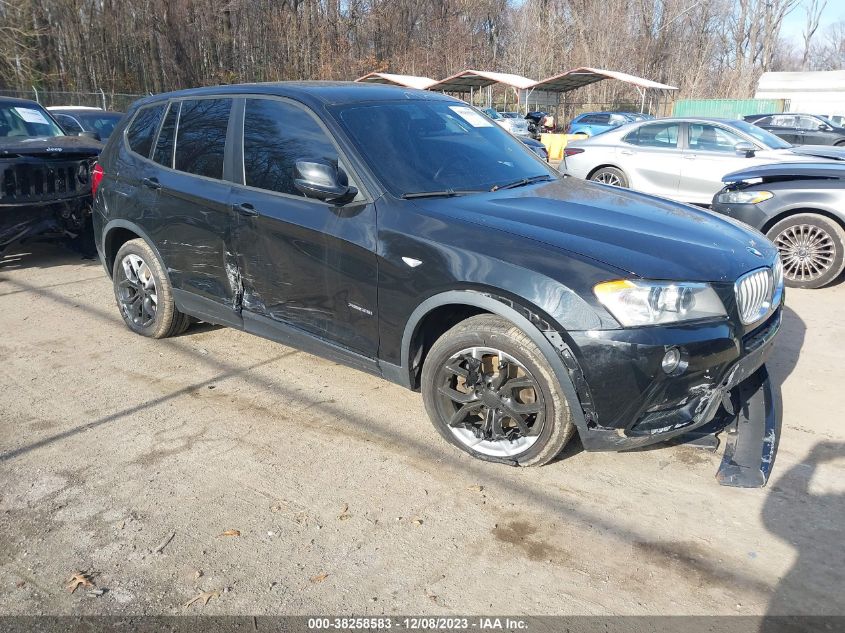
<box><xmin>780</xmin><ymin>0</ymin><xmax>845</xmax><ymax>44</ymax></box>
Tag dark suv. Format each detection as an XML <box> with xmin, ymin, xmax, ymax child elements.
<box><xmin>745</xmin><ymin>113</ymin><xmax>845</xmax><ymax>146</ymax></box>
<box><xmin>93</xmin><ymin>83</ymin><xmax>783</xmax><ymax>485</ymax></box>
<box><xmin>1</xmin><ymin>97</ymin><xmax>101</xmax><ymax>253</ymax></box>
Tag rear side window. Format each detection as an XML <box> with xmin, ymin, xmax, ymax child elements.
<box><xmin>242</xmin><ymin>98</ymin><xmax>339</xmax><ymax>196</ymax></box>
<box><xmin>174</xmin><ymin>99</ymin><xmax>232</xmax><ymax>179</ymax></box>
<box><xmin>623</xmin><ymin>122</ymin><xmax>679</xmax><ymax>148</ymax></box>
<box><xmin>127</xmin><ymin>104</ymin><xmax>165</xmax><ymax>158</ymax></box>
<box><xmin>152</xmin><ymin>102</ymin><xmax>179</xmax><ymax>168</ymax></box>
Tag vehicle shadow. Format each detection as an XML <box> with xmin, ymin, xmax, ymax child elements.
<box><xmin>0</xmin><ymin>241</ymin><xmax>99</xmax><ymax>272</ymax></box>
<box><xmin>760</xmin><ymin>441</ymin><xmax>845</xmax><ymax>630</ymax></box>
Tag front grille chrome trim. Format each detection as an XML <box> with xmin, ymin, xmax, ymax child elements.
<box><xmin>735</xmin><ymin>267</ymin><xmax>775</xmax><ymax>325</ymax></box>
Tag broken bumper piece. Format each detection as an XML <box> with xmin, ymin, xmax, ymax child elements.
<box><xmin>716</xmin><ymin>365</ymin><xmax>778</xmax><ymax>488</ymax></box>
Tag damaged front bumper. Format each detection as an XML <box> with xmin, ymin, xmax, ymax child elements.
<box><xmin>0</xmin><ymin>196</ymin><xmax>92</xmax><ymax>252</ymax></box>
<box><xmin>562</xmin><ymin>307</ymin><xmax>782</xmax><ymax>485</ymax></box>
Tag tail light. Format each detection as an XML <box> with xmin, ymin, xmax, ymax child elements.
<box><xmin>91</xmin><ymin>163</ymin><xmax>104</xmax><ymax>197</ymax></box>
<box><xmin>564</xmin><ymin>148</ymin><xmax>585</xmax><ymax>157</ymax></box>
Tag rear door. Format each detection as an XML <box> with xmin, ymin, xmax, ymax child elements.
<box><xmin>617</xmin><ymin>121</ymin><xmax>682</xmax><ymax>199</ymax></box>
<box><xmin>147</xmin><ymin>97</ymin><xmax>240</xmax><ymax>324</ymax></box>
<box><xmin>229</xmin><ymin>96</ymin><xmax>379</xmax><ymax>358</ymax></box>
<box><xmin>679</xmin><ymin>122</ymin><xmax>756</xmax><ymax>204</ymax></box>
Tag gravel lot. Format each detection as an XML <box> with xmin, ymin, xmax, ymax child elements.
<box><xmin>1</xmin><ymin>242</ymin><xmax>843</xmax><ymax>616</ymax></box>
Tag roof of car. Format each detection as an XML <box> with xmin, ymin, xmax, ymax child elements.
<box><xmin>0</xmin><ymin>96</ymin><xmax>42</xmax><ymax>107</ymax></box>
<box><xmin>47</xmin><ymin>106</ymin><xmax>104</xmax><ymax>111</ymax></box>
<box><xmin>132</xmin><ymin>81</ymin><xmax>455</xmax><ymax>110</ymax></box>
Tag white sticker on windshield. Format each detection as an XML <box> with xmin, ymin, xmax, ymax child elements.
<box><xmin>449</xmin><ymin>106</ymin><xmax>493</xmax><ymax>128</ymax></box>
<box><xmin>14</xmin><ymin>107</ymin><xmax>51</xmax><ymax>125</ymax></box>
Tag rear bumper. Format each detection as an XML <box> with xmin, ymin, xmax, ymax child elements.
<box><xmin>563</xmin><ymin>307</ymin><xmax>781</xmax><ymax>452</ymax></box>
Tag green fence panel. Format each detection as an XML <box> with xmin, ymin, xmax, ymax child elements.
<box><xmin>672</xmin><ymin>99</ymin><xmax>786</xmax><ymax>119</ymax></box>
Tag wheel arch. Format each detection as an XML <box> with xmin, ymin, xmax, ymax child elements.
<box><xmin>397</xmin><ymin>290</ymin><xmax>589</xmax><ymax>434</ymax></box>
<box><xmin>761</xmin><ymin>206</ymin><xmax>845</xmax><ymax>236</ymax></box>
<box><xmin>586</xmin><ymin>163</ymin><xmax>626</xmax><ymax>181</ymax></box>
<box><xmin>102</xmin><ymin>220</ymin><xmax>165</xmax><ymax>279</ymax></box>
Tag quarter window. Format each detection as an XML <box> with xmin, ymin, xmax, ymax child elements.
<box><xmin>623</xmin><ymin>122</ymin><xmax>679</xmax><ymax>148</ymax></box>
<box><xmin>174</xmin><ymin>99</ymin><xmax>232</xmax><ymax>179</ymax></box>
<box><xmin>242</xmin><ymin>98</ymin><xmax>339</xmax><ymax>196</ymax></box>
<box><xmin>127</xmin><ymin>104</ymin><xmax>166</xmax><ymax>158</ymax></box>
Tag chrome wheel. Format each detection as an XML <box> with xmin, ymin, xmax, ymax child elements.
<box><xmin>593</xmin><ymin>171</ymin><xmax>623</xmax><ymax>186</ymax></box>
<box><xmin>117</xmin><ymin>254</ymin><xmax>158</xmax><ymax>327</ymax></box>
<box><xmin>435</xmin><ymin>346</ymin><xmax>545</xmax><ymax>457</ymax></box>
<box><xmin>774</xmin><ymin>224</ymin><xmax>835</xmax><ymax>282</ymax></box>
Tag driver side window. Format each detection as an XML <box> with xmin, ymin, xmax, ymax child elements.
<box><xmin>688</xmin><ymin>124</ymin><xmax>744</xmax><ymax>152</ymax></box>
<box><xmin>243</xmin><ymin>98</ymin><xmax>341</xmax><ymax>197</ymax></box>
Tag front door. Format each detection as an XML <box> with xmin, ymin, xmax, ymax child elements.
<box><xmin>229</xmin><ymin>96</ymin><xmax>379</xmax><ymax>358</ymax></box>
<box><xmin>679</xmin><ymin>122</ymin><xmax>755</xmax><ymax>205</ymax></box>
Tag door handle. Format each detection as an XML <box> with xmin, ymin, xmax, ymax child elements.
<box><xmin>233</xmin><ymin>202</ymin><xmax>259</xmax><ymax>217</ymax></box>
<box><xmin>683</xmin><ymin>154</ymin><xmax>696</xmax><ymax>160</ymax></box>
<box><xmin>620</xmin><ymin>149</ymin><xmax>634</xmax><ymax>155</ymax></box>
<box><xmin>142</xmin><ymin>177</ymin><xmax>161</xmax><ymax>190</ymax></box>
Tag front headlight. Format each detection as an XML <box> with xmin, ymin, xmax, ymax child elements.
<box><xmin>716</xmin><ymin>190</ymin><xmax>773</xmax><ymax>204</ymax></box>
<box><xmin>594</xmin><ymin>280</ymin><xmax>727</xmax><ymax>327</ymax></box>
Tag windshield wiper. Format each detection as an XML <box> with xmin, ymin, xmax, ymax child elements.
<box><xmin>401</xmin><ymin>189</ymin><xmax>483</xmax><ymax>199</ymax></box>
<box><xmin>491</xmin><ymin>174</ymin><xmax>554</xmax><ymax>191</ymax></box>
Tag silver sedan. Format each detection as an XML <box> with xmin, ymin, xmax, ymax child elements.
<box><xmin>563</xmin><ymin>117</ymin><xmax>840</xmax><ymax>205</ymax></box>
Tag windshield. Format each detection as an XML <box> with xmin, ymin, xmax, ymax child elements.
<box><xmin>731</xmin><ymin>119</ymin><xmax>791</xmax><ymax>149</ymax></box>
<box><xmin>333</xmin><ymin>100</ymin><xmax>556</xmax><ymax>197</ymax></box>
<box><xmin>0</xmin><ymin>103</ymin><xmax>65</xmax><ymax>138</ymax></box>
<box><xmin>816</xmin><ymin>115</ymin><xmax>838</xmax><ymax>128</ymax></box>
<box><xmin>76</xmin><ymin>112</ymin><xmax>123</xmax><ymax>139</ymax></box>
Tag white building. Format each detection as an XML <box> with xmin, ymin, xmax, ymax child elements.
<box><xmin>755</xmin><ymin>70</ymin><xmax>845</xmax><ymax>118</ymax></box>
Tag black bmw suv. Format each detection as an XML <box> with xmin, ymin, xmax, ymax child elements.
<box><xmin>93</xmin><ymin>83</ymin><xmax>784</xmax><ymax>485</ymax></box>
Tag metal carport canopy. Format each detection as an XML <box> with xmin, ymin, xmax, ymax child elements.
<box><xmin>355</xmin><ymin>72</ymin><xmax>438</xmax><ymax>90</ymax></box>
<box><xmin>427</xmin><ymin>69</ymin><xmax>538</xmax><ymax>92</ymax></box>
<box><xmin>531</xmin><ymin>67</ymin><xmax>678</xmax><ymax>93</ymax></box>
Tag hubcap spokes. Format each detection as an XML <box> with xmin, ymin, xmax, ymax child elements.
<box><xmin>118</xmin><ymin>254</ymin><xmax>158</xmax><ymax>327</ymax></box>
<box><xmin>775</xmin><ymin>224</ymin><xmax>835</xmax><ymax>282</ymax></box>
<box><xmin>437</xmin><ymin>347</ymin><xmax>544</xmax><ymax>457</ymax></box>
<box><xmin>595</xmin><ymin>173</ymin><xmax>621</xmax><ymax>186</ymax></box>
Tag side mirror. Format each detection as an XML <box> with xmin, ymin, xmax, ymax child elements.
<box><xmin>293</xmin><ymin>161</ymin><xmax>357</xmax><ymax>203</ymax></box>
<box><xmin>735</xmin><ymin>142</ymin><xmax>756</xmax><ymax>157</ymax></box>
<box><xmin>818</xmin><ymin>123</ymin><xmax>830</xmax><ymax>131</ymax></box>
<box><xmin>79</xmin><ymin>130</ymin><xmax>101</xmax><ymax>142</ymax></box>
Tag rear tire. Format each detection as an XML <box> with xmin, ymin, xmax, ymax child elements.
<box><xmin>590</xmin><ymin>166</ymin><xmax>629</xmax><ymax>188</ymax></box>
<box><xmin>112</xmin><ymin>239</ymin><xmax>191</xmax><ymax>338</ymax></box>
<box><xmin>421</xmin><ymin>315</ymin><xmax>575</xmax><ymax>467</ymax></box>
<box><xmin>766</xmin><ymin>214</ymin><xmax>845</xmax><ymax>289</ymax></box>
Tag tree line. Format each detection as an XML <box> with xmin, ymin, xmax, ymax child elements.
<box><xmin>1</xmin><ymin>0</ymin><xmax>842</xmax><ymax>106</ymax></box>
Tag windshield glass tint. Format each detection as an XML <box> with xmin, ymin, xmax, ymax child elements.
<box><xmin>0</xmin><ymin>104</ymin><xmax>64</xmax><ymax>138</ymax></box>
<box><xmin>334</xmin><ymin>100</ymin><xmax>554</xmax><ymax>196</ymax></box>
<box><xmin>731</xmin><ymin>119</ymin><xmax>791</xmax><ymax>149</ymax></box>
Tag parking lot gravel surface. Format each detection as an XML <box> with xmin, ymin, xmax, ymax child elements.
<box><xmin>1</xmin><ymin>243</ymin><xmax>843</xmax><ymax>616</ymax></box>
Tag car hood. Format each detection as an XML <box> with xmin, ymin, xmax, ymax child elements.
<box><xmin>723</xmin><ymin>161</ymin><xmax>845</xmax><ymax>183</ymax></box>
<box><xmin>787</xmin><ymin>145</ymin><xmax>845</xmax><ymax>161</ymax></box>
<box><xmin>0</xmin><ymin>134</ymin><xmax>102</xmax><ymax>157</ymax></box>
<box><xmin>412</xmin><ymin>177</ymin><xmax>776</xmax><ymax>282</ymax></box>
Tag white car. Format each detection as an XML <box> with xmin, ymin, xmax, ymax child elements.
<box><xmin>563</xmin><ymin>117</ymin><xmax>840</xmax><ymax>205</ymax></box>
<box><xmin>483</xmin><ymin>108</ymin><xmax>531</xmax><ymax>137</ymax></box>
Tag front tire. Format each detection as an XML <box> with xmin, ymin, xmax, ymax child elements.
<box><xmin>112</xmin><ymin>239</ymin><xmax>191</xmax><ymax>338</ymax></box>
<box><xmin>590</xmin><ymin>166</ymin><xmax>629</xmax><ymax>188</ymax></box>
<box><xmin>766</xmin><ymin>214</ymin><xmax>845</xmax><ymax>289</ymax></box>
<box><xmin>421</xmin><ymin>315</ymin><xmax>576</xmax><ymax>466</ymax></box>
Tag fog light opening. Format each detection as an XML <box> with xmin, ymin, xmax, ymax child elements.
<box><xmin>661</xmin><ymin>347</ymin><xmax>687</xmax><ymax>375</ymax></box>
